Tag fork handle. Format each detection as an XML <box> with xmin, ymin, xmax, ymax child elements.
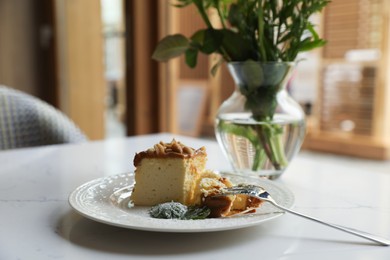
<box><xmin>270</xmin><ymin>202</ymin><xmax>390</xmax><ymax>246</ymax></box>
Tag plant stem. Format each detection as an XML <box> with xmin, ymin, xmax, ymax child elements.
<box><xmin>193</xmin><ymin>1</ymin><xmax>231</xmax><ymax>61</ymax></box>
<box><xmin>252</xmin><ymin>145</ymin><xmax>266</xmax><ymax>171</ymax></box>
<box><xmin>193</xmin><ymin>1</ymin><xmax>213</xmax><ymax>28</ymax></box>
<box><xmin>273</xmin><ymin>129</ymin><xmax>289</xmax><ymax>167</ymax></box>
<box><xmin>257</xmin><ymin>0</ymin><xmax>267</xmax><ymax>61</ymax></box>
<box><xmin>256</xmin><ymin>125</ymin><xmax>281</xmax><ymax>170</ymax></box>
<box><xmin>266</xmin><ymin>124</ymin><xmax>289</xmax><ymax>170</ymax></box>
<box><xmin>215</xmin><ymin>1</ymin><xmax>227</xmax><ymax>29</ymax></box>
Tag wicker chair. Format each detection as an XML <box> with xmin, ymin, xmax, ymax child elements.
<box><xmin>0</xmin><ymin>85</ymin><xmax>87</xmax><ymax>150</ymax></box>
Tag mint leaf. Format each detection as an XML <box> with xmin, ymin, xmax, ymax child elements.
<box><xmin>149</xmin><ymin>202</ymin><xmax>211</xmax><ymax>220</ymax></box>
<box><xmin>149</xmin><ymin>202</ymin><xmax>187</xmax><ymax>219</ymax></box>
<box><xmin>184</xmin><ymin>206</ymin><xmax>211</xmax><ymax>220</ymax></box>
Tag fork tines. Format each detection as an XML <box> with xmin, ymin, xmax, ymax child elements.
<box><xmin>220</xmin><ymin>184</ymin><xmax>269</xmax><ymax>199</ymax></box>
<box><xmin>222</xmin><ymin>184</ymin><xmax>262</xmax><ymax>193</ymax></box>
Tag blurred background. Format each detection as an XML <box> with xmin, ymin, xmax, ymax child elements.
<box><xmin>0</xmin><ymin>0</ymin><xmax>389</xmax><ymax>159</ymax></box>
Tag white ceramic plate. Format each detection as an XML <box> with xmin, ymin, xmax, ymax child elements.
<box><xmin>69</xmin><ymin>172</ymin><xmax>294</xmax><ymax>233</ymax></box>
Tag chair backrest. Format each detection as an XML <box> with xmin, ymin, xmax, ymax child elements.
<box><xmin>0</xmin><ymin>85</ymin><xmax>87</xmax><ymax>150</ymax></box>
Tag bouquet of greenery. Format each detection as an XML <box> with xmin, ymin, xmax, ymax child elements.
<box><xmin>153</xmin><ymin>0</ymin><xmax>330</xmax><ymax>174</ymax></box>
<box><xmin>153</xmin><ymin>0</ymin><xmax>329</xmax><ymax>66</ymax></box>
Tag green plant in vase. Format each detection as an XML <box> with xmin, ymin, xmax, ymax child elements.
<box><xmin>152</xmin><ymin>0</ymin><xmax>330</xmax><ymax>177</ymax></box>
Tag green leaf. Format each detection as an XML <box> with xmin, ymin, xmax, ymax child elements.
<box><xmin>189</xmin><ymin>29</ymin><xmax>223</xmax><ymax>54</ymax></box>
<box><xmin>149</xmin><ymin>202</ymin><xmax>211</xmax><ymax>220</ymax></box>
<box><xmin>298</xmin><ymin>39</ymin><xmax>326</xmax><ymax>52</ymax></box>
<box><xmin>306</xmin><ymin>22</ymin><xmax>319</xmax><ymax>41</ymax></box>
<box><xmin>278</xmin><ymin>31</ymin><xmax>294</xmax><ymax>45</ymax></box>
<box><xmin>190</xmin><ymin>29</ymin><xmax>205</xmax><ymax>48</ymax></box>
<box><xmin>185</xmin><ymin>48</ymin><xmax>198</xmax><ymax>68</ymax></box>
<box><xmin>183</xmin><ymin>206</ymin><xmax>211</xmax><ymax>220</ymax></box>
<box><xmin>152</xmin><ymin>34</ymin><xmax>190</xmax><ymax>62</ymax></box>
<box><xmin>239</xmin><ymin>60</ymin><xmax>264</xmax><ymax>91</ymax></box>
<box><xmin>227</xmin><ymin>3</ymin><xmax>241</xmax><ymax>27</ymax></box>
<box><xmin>201</xmin><ymin>29</ymin><xmax>224</xmax><ymax>54</ymax></box>
<box><xmin>172</xmin><ymin>0</ymin><xmax>193</xmax><ymax>8</ymax></box>
<box><xmin>149</xmin><ymin>202</ymin><xmax>188</xmax><ymax>219</ymax></box>
<box><xmin>220</xmin><ymin>30</ymin><xmax>252</xmax><ymax>61</ymax></box>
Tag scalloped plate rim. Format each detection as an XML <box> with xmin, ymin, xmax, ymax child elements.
<box><xmin>68</xmin><ymin>172</ymin><xmax>294</xmax><ymax>233</ymax></box>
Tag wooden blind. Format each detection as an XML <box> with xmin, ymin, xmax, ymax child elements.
<box><xmin>320</xmin><ymin>64</ymin><xmax>376</xmax><ymax>135</ymax></box>
<box><xmin>320</xmin><ymin>0</ymin><xmax>383</xmax><ymax>136</ymax></box>
<box><xmin>323</xmin><ymin>0</ymin><xmax>383</xmax><ymax>59</ymax></box>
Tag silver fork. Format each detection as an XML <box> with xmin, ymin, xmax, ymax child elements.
<box><xmin>217</xmin><ymin>184</ymin><xmax>390</xmax><ymax>246</ymax></box>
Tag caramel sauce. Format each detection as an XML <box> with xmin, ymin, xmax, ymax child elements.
<box><xmin>133</xmin><ymin>139</ymin><xmax>206</xmax><ymax>166</ymax></box>
<box><xmin>202</xmin><ymin>195</ymin><xmax>234</xmax><ymax>218</ymax></box>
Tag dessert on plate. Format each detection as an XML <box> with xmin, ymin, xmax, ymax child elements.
<box><xmin>130</xmin><ymin>139</ymin><xmax>262</xmax><ymax>217</ymax></box>
<box><xmin>131</xmin><ymin>139</ymin><xmax>207</xmax><ymax>206</ymax></box>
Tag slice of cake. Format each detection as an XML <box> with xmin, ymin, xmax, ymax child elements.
<box><xmin>131</xmin><ymin>139</ymin><xmax>263</xmax><ymax>217</ymax></box>
<box><xmin>130</xmin><ymin>139</ymin><xmax>207</xmax><ymax>206</ymax></box>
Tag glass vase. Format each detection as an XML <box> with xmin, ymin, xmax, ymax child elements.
<box><xmin>215</xmin><ymin>61</ymin><xmax>306</xmax><ymax>179</ymax></box>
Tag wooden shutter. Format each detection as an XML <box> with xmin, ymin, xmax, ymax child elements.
<box><xmin>323</xmin><ymin>0</ymin><xmax>383</xmax><ymax>59</ymax></box>
<box><xmin>320</xmin><ymin>0</ymin><xmax>383</xmax><ymax>136</ymax></box>
<box><xmin>305</xmin><ymin>0</ymin><xmax>390</xmax><ymax>159</ymax></box>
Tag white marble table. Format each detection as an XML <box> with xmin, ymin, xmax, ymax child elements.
<box><xmin>1</xmin><ymin>133</ymin><xmax>390</xmax><ymax>259</ymax></box>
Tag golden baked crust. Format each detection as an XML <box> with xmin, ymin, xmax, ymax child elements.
<box><xmin>134</xmin><ymin>139</ymin><xmax>206</xmax><ymax>167</ymax></box>
<box><xmin>130</xmin><ymin>139</ymin><xmax>207</xmax><ymax>206</ymax></box>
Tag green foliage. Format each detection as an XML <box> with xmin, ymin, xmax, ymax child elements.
<box><xmin>229</xmin><ymin>61</ymin><xmax>291</xmax><ymax>120</ymax></box>
<box><xmin>149</xmin><ymin>201</ymin><xmax>188</xmax><ymax>219</ymax></box>
<box><xmin>149</xmin><ymin>202</ymin><xmax>211</xmax><ymax>220</ymax></box>
<box><xmin>152</xmin><ymin>34</ymin><xmax>189</xmax><ymax>62</ymax></box>
<box><xmin>152</xmin><ymin>0</ymin><xmax>330</xmax><ymax>172</ymax></box>
<box><xmin>153</xmin><ymin>0</ymin><xmax>330</xmax><ymax>70</ymax></box>
<box><xmin>184</xmin><ymin>206</ymin><xmax>211</xmax><ymax>219</ymax></box>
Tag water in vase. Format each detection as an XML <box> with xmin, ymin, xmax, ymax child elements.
<box><xmin>216</xmin><ymin>113</ymin><xmax>305</xmax><ymax>179</ymax></box>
